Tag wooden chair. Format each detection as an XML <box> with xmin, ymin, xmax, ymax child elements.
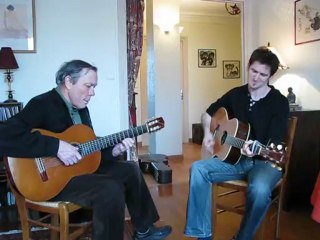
<box><xmin>3</xmin><ymin>157</ymin><xmax>92</xmax><ymax>240</ymax></box>
<box><xmin>212</xmin><ymin>117</ymin><xmax>298</xmax><ymax>240</ymax></box>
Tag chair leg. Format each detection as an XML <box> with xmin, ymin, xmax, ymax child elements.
<box><xmin>257</xmin><ymin>217</ymin><xmax>266</xmax><ymax>240</ymax></box>
<box><xmin>50</xmin><ymin>214</ymin><xmax>59</xmax><ymax>240</ymax></box>
<box><xmin>59</xmin><ymin>203</ymin><xmax>69</xmax><ymax>240</ymax></box>
<box><xmin>212</xmin><ymin>184</ymin><xmax>218</xmax><ymax>238</ymax></box>
<box><xmin>275</xmin><ymin>196</ymin><xmax>282</xmax><ymax>239</ymax></box>
<box><xmin>14</xmin><ymin>192</ymin><xmax>30</xmax><ymax>240</ymax></box>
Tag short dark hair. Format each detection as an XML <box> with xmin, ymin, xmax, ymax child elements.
<box><xmin>248</xmin><ymin>46</ymin><xmax>280</xmax><ymax>77</ymax></box>
<box><xmin>55</xmin><ymin>60</ymin><xmax>97</xmax><ymax>85</ymax></box>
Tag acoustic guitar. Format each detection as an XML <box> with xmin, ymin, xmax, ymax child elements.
<box><xmin>209</xmin><ymin>107</ymin><xmax>285</xmax><ymax>166</ymax></box>
<box><xmin>5</xmin><ymin>117</ymin><xmax>164</xmax><ymax>201</ymax></box>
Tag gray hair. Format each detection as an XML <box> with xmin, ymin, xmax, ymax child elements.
<box><xmin>55</xmin><ymin>60</ymin><xmax>97</xmax><ymax>85</ymax></box>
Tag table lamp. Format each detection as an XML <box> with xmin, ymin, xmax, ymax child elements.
<box><xmin>0</xmin><ymin>47</ymin><xmax>19</xmax><ymax>103</ymax></box>
<box><xmin>267</xmin><ymin>42</ymin><xmax>289</xmax><ymax>70</ymax></box>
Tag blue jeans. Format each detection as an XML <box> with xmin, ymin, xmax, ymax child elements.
<box><xmin>184</xmin><ymin>156</ymin><xmax>282</xmax><ymax>240</ymax></box>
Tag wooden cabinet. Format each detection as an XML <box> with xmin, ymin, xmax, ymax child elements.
<box><xmin>192</xmin><ymin>123</ymin><xmax>203</xmax><ymax>145</ymax></box>
<box><xmin>283</xmin><ymin>110</ymin><xmax>320</xmax><ymax>210</ymax></box>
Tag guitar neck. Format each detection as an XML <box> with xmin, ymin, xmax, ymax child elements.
<box><xmin>79</xmin><ymin>124</ymin><xmax>148</xmax><ymax>156</ymax></box>
<box><xmin>225</xmin><ymin>135</ymin><xmax>284</xmax><ymax>164</ymax></box>
<box><xmin>225</xmin><ymin>135</ymin><xmax>262</xmax><ymax>155</ymax></box>
<box><xmin>225</xmin><ymin>135</ymin><xmax>246</xmax><ymax>150</ymax></box>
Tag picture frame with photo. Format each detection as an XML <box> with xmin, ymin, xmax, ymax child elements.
<box><xmin>223</xmin><ymin>60</ymin><xmax>240</xmax><ymax>79</ymax></box>
<box><xmin>198</xmin><ymin>49</ymin><xmax>216</xmax><ymax>68</ymax></box>
<box><xmin>0</xmin><ymin>0</ymin><xmax>36</xmax><ymax>53</ymax></box>
<box><xmin>294</xmin><ymin>0</ymin><xmax>320</xmax><ymax>45</ymax></box>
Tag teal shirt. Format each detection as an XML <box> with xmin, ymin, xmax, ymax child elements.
<box><xmin>55</xmin><ymin>87</ymin><xmax>82</xmax><ymax>124</ymax></box>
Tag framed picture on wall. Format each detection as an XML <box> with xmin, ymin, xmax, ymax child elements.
<box><xmin>294</xmin><ymin>0</ymin><xmax>320</xmax><ymax>45</ymax></box>
<box><xmin>223</xmin><ymin>60</ymin><xmax>240</xmax><ymax>79</ymax></box>
<box><xmin>0</xmin><ymin>0</ymin><xmax>36</xmax><ymax>53</ymax></box>
<box><xmin>198</xmin><ymin>49</ymin><xmax>216</xmax><ymax>68</ymax></box>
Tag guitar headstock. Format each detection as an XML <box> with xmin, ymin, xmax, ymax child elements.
<box><xmin>262</xmin><ymin>143</ymin><xmax>287</xmax><ymax>166</ymax></box>
<box><xmin>145</xmin><ymin>117</ymin><xmax>165</xmax><ymax>133</ymax></box>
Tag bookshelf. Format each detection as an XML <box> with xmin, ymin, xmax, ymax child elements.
<box><xmin>0</xmin><ymin>102</ymin><xmax>23</xmax><ymax>122</ymax></box>
<box><xmin>0</xmin><ymin>102</ymin><xmax>23</xmax><ymax>207</ymax></box>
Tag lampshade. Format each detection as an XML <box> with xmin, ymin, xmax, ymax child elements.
<box><xmin>153</xmin><ymin>1</ymin><xmax>179</xmax><ymax>34</ymax></box>
<box><xmin>267</xmin><ymin>43</ymin><xmax>289</xmax><ymax>70</ymax></box>
<box><xmin>0</xmin><ymin>47</ymin><xmax>19</xmax><ymax>70</ymax></box>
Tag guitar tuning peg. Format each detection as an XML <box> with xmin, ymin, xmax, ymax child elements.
<box><xmin>276</xmin><ymin>144</ymin><xmax>283</xmax><ymax>151</ymax></box>
<box><xmin>269</xmin><ymin>143</ymin><xmax>275</xmax><ymax>149</ymax></box>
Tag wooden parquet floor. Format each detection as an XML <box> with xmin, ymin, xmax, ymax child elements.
<box><xmin>0</xmin><ymin>143</ymin><xmax>319</xmax><ymax>240</ymax></box>
<box><xmin>141</xmin><ymin>143</ymin><xmax>320</xmax><ymax>240</ymax></box>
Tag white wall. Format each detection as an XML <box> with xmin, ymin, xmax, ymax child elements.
<box><xmin>0</xmin><ymin>0</ymin><xmax>128</xmax><ymax>135</ymax></box>
<box><xmin>145</xmin><ymin>0</ymin><xmax>182</xmax><ymax>155</ymax></box>
<box><xmin>247</xmin><ymin>0</ymin><xmax>320</xmax><ymax>110</ymax></box>
<box><xmin>153</xmin><ymin>28</ymin><xmax>182</xmax><ymax>155</ymax></box>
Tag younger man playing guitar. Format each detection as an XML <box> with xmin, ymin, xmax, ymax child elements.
<box><xmin>184</xmin><ymin>47</ymin><xmax>289</xmax><ymax>240</ymax></box>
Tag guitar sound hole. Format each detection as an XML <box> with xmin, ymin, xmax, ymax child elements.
<box><xmin>221</xmin><ymin>131</ymin><xmax>227</xmax><ymax>144</ymax></box>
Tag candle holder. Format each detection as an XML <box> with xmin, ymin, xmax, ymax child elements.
<box><xmin>3</xmin><ymin>69</ymin><xmax>17</xmax><ymax>103</ymax></box>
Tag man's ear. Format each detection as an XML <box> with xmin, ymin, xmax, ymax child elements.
<box><xmin>65</xmin><ymin>76</ymin><xmax>73</xmax><ymax>89</ymax></box>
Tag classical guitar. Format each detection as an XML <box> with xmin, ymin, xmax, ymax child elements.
<box><xmin>209</xmin><ymin>107</ymin><xmax>285</xmax><ymax>166</ymax></box>
<box><xmin>5</xmin><ymin>117</ymin><xmax>164</xmax><ymax>201</ymax></box>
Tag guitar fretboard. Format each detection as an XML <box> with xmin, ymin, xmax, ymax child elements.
<box><xmin>79</xmin><ymin>124</ymin><xmax>148</xmax><ymax>156</ymax></box>
<box><xmin>225</xmin><ymin>135</ymin><xmax>262</xmax><ymax>155</ymax></box>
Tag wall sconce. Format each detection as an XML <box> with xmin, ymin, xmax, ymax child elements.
<box><xmin>267</xmin><ymin>42</ymin><xmax>289</xmax><ymax>70</ymax></box>
<box><xmin>154</xmin><ymin>6</ymin><xmax>179</xmax><ymax>34</ymax></box>
<box><xmin>0</xmin><ymin>47</ymin><xmax>19</xmax><ymax>103</ymax></box>
<box><xmin>179</xmin><ymin>26</ymin><xmax>184</xmax><ymax>34</ymax></box>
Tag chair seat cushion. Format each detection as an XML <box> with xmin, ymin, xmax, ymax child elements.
<box><xmin>26</xmin><ymin>199</ymin><xmax>71</xmax><ymax>208</ymax></box>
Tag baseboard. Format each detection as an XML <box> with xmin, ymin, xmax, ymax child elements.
<box><xmin>167</xmin><ymin>154</ymin><xmax>183</xmax><ymax>158</ymax></box>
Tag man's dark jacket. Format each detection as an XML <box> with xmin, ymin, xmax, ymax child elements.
<box><xmin>0</xmin><ymin>89</ymin><xmax>114</xmax><ymax>164</ymax></box>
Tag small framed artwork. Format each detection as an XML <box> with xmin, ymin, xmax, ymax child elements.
<box><xmin>198</xmin><ymin>49</ymin><xmax>216</xmax><ymax>68</ymax></box>
<box><xmin>0</xmin><ymin>0</ymin><xmax>36</xmax><ymax>53</ymax></box>
<box><xmin>223</xmin><ymin>60</ymin><xmax>240</xmax><ymax>79</ymax></box>
<box><xmin>294</xmin><ymin>0</ymin><xmax>320</xmax><ymax>45</ymax></box>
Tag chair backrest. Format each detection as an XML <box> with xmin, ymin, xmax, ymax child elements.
<box><xmin>282</xmin><ymin>117</ymin><xmax>298</xmax><ymax>181</ymax></box>
<box><xmin>3</xmin><ymin>156</ymin><xmax>21</xmax><ymax>196</ymax></box>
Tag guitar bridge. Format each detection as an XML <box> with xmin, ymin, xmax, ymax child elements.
<box><xmin>36</xmin><ymin>157</ymin><xmax>48</xmax><ymax>182</ymax></box>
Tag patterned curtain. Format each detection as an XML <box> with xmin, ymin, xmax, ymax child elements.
<box><xmin>127</xmin><ymin>0</ymin><xmax>144</xmax><ymax>127</ymax></box>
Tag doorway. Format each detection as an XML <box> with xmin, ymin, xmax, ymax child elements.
<box><xmin>135</xmin><ymin>0</ymin><xmax>243</xmax><ymax>152</ymax></box>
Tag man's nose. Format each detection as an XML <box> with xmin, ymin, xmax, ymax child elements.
<box><xmin>254</xmin><ymin>74</ymin><xmax>260</xmax><ymax>80</ymax></box>
<box><xmin>89</xmin><ymin>88</ymin><xmax>95</xmax><ymax>96</ymax></box>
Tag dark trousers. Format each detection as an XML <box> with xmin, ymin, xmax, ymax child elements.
<box><xmin>51</xmin><ymin>160</ymin><xmax>159</xmax><ymax>240</ymax></box>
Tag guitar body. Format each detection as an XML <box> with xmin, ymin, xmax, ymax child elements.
<box><xmin>5</xmin><ymin>124</ymin><xmax>101</xmax><ymax>201</ymax></box>
<box><xmin>5</xmin><ymin>117</ymin><xmax>165</xmax><ymax>201</ymax></box>
<box><xmin>210</xmin><ymin>108</ymin><xmax>250</xmax><ymax>165</ymax></box>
